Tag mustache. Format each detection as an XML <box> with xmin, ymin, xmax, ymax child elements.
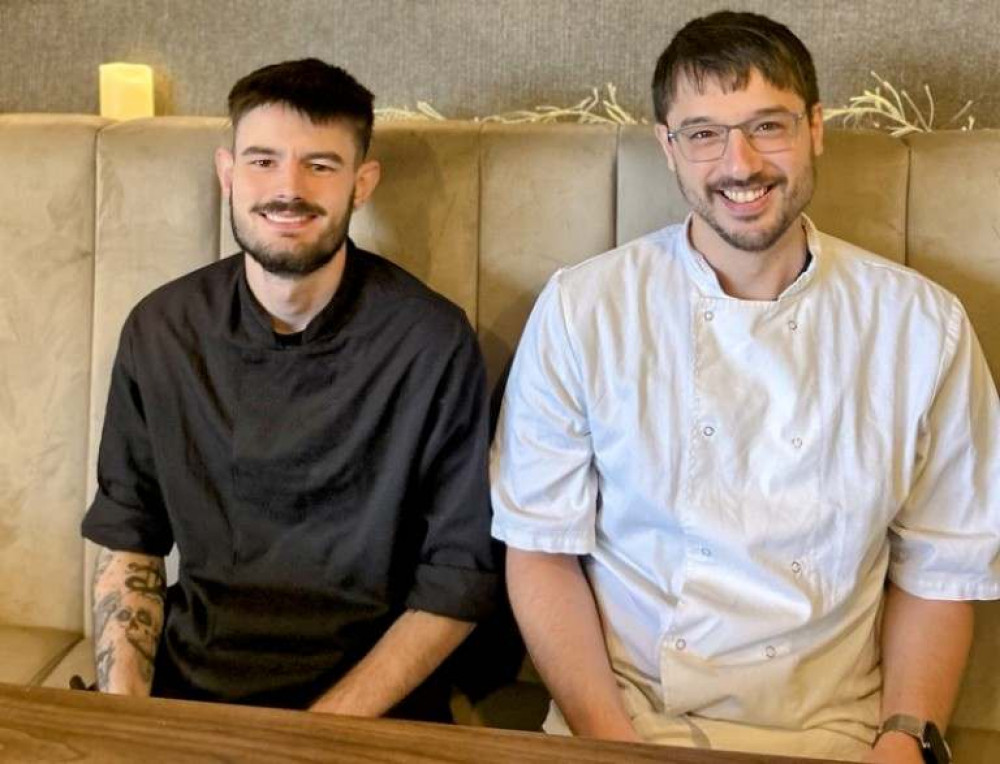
<box><xmin>709</xmin><ymin>173</ymin><xmax>782</xmax><ymax>191</ymax></box>
<box><xmin>251</xmin><ymin>199</ymin><xmax>327</xmax><ymax>217</ymax></box>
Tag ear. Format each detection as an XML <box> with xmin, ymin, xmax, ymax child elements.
<box><xmin>809</xmin><ymin>103</ymin><xmax>824</xmax><ymax>158</ymax></box>
<box><xmin>654</xmin><ymin>124</ymin><xmax>677</xmax><ymax>174</ymax></box>
<box><xmin>352</xmin><ymin>159</ymin><xmax>381</xmax><ymax>209</ymax></box>
<box><xmin>215</xmin><ymin>147</ymin><xmax>234</xmax><ymax>195</ymax></box>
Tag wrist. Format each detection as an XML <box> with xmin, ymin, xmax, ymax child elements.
<box><xmin>873</xmin><ymin>729</ymin><xmax>924</xmax><ymax>760</ymax></box>
<box><xmin>874</xmin><ymin>714</ymin><xmax>952</xmax><ymax>764</ymax></box>
<box><xmin>570</xmin><ymin>707</ymin><xmax>641</xmax><ymax>743</ymax></box>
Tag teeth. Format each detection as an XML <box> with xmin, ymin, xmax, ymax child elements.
<box><xmin>721</xmin><ymin>187</ymin><xmax>767</xmax><ymax>204</ymax></box>
<box><xmin>263</xmin><ymin>212</ymin><xmax>309</xmax><ymax>223</ymax></box>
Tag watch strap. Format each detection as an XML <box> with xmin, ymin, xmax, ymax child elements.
<box><xmin>876</xmin><ymin>714</ymin><xmax>952</xmax><ymax>764</ymax></box>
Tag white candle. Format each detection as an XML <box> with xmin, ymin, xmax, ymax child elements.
<box><xmin>99</xmin><ymin>63</ymin><xmax>154</xmax><ymax>120</ymax></box>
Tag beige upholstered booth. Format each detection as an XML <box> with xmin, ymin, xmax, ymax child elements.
<box><xmin>1</xmin><ymin>114</ymin><xmax>998</xmax><ymax>758</ymax></box>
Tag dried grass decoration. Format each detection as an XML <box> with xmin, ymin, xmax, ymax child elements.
<box><xmin>374</xmin><ymin>84</ymin><xmax>645</xmax><ymax>125</ymax></box>
<box><xmin>824</xmin><ymin>71</ymin><xmax>976</xmax><ymax>136</ymax></box>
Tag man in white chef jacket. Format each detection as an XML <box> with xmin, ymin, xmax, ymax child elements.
<box><xmin>490</xmin><ymin>10</ymin><xmax>1000</xmax><ymax>764</ymax></box>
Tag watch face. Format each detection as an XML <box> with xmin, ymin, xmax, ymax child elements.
<box><xmin>924</xmin><ymin>722</ymin><xmax>952</xmax><ymax>764</ymax></box>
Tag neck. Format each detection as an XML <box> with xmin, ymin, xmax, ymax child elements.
<box><xmin>689</xmin><ymin>215</ymin><xmax>808</xmax><ymax>300</ymax></box>
<box><xmin>244</xmin><ymin>245</ymin><xmax>347</xmax><ymax>334</ymax></box>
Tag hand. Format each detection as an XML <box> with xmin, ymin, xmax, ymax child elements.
<box><xmin>864</xmin><ymin>731</ymin><xmax>925</xmax><ymax>764</ymax></box>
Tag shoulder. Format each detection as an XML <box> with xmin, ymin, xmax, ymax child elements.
<box><xmin>553</xmin><ymin>224</ymin><xmax>681</xmax><ymax>295</ymax></box>
<box><xmin>125</xmin><ymin>255</ymin><xmax>239</xmax><ymax>334</ymax></box>
<box><xmin>353</xmin><ymin>246</ymin><xmax>474</xmax><ymax>343</ymax></box>
<box><xmin>547</xmin><ymin>225</ymin><xmax>684</xmax><ymax>308</ymax></box>
<box><xmin>817</xmin><ymin>231</ymin><xmax>962</xmax><ymax>320</ymax></box>
<box><xmin>534</xmin><ymin>224</ymin><xmax>685</xmax><ymax>334</ymax></box>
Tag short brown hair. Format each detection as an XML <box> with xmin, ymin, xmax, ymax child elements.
<box><xmin>652</xmin><ymin>11</ymin><xmax>819</xmax><ymax>125</ymax></box>
<box><xmin>227</xmin><ymin>58</ymin><xmax>374</xmax><ymax>157</ymax></box>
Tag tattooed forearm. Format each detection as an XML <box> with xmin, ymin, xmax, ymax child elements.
<box><xmin>92</xmin><ymin>548</ymin><xmax>165</xmax><ymax>696</ymax></box>
<box><xmin>124</xmin><ymin>562</ymin><xmax>166</xmax><ymax>603</ymax></box>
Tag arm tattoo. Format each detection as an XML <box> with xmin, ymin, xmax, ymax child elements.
<box><xmin>94</xmin><ymin>590</ymin><xmax>122</xmax><ymax>641</ymax></box>
<box><xmin>115</xmin><ymin>605</ymin><xmax>158</xmax><ymax>682</ymax></box>
<box><xmin>95</xmin><ymin>645</ymin><xmax>115</xmax><ymax>691</ymax></box>
<box><xmin>92</xmin><ymin>552</ymin><xmax>165</xmax><ymax>692</ymax></box>
<box><xmin>124</xmin><ymin>561</ymin><xmax>166</xmax><ymax>604</ymax></box>
<box><xmin>94</xmin><ymin>548</ymin><xmax>114</xmax><ymax>582</ymax></box>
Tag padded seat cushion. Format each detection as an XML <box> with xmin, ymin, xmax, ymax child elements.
<box><xmin>0</xmin><ymin>625</ymin><xmax>80</xmax><ymax>686</ymax></box>
<box><xmin>40</xmin><ymin>637</ymin><xmax>94</xmax><ymax>690</ymax></box>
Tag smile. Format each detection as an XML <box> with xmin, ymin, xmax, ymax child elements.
<box><xmin>260</xmin><ymin>211</ymin><xmax>315</xmax><ymax>224</ymax></box>
<box><xmin>256</xmin><ymin>210</ymin><xmax>322</xmax><ymax>233</ymax></box>
<box><xmin>718</xmin><ymin>185</ymin><xmax>771</xmax><ymax>204</ymax></box>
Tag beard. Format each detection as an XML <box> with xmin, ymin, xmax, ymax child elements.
<box><xmin>678</xmin><ymin>161</ymin><xmax>815</xmax><ymax>253</ymax></box>
<box><xmin>230</xmin><ymin>192</ymin><xmax>354</xmax><ymax>278</ymax></box>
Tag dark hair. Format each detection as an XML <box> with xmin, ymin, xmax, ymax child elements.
<box><xmin>227</xmin><ymin>58</ymin><xmax>374</xmax><ymax>157</ymax></box>
<box><xmin>652</xmin><ymin>11</ymin><xmax>819</xmax><ymax>125</ymax></box>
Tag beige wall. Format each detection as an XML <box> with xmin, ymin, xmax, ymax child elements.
<box><xmin>1</xmin><ymin>0</ymin><xmax>997</xmax><ymax>127</ymax></box>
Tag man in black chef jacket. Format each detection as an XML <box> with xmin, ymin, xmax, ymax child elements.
<box><xmin>81</xmin><ymin>58</ymin><xmax>498</xmax><ymax>721</ymax></box>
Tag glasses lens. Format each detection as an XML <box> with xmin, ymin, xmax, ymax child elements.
<box><xmin>745</xmin><ymin>113</ymin><xmax>800</xmax><ymax>153</ymax></box>
<box><xmin>676</xmin><ymin>125</ymin><xmax>728</xmax><ymax>162</ymax></box>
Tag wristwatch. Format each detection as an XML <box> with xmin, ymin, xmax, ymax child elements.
<box><xmin>875</xmin><ymin>714</ymin><xmax>952</xmax><ymax>764</ymax></box>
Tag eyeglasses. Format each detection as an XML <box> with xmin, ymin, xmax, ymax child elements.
<box><xmin>666</xmin><ymin>112</ymin><xmax>806</xmax><ymax>163</ymax></box>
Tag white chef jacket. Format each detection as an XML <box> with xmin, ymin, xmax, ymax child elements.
<box><xmin>490</xmin><ymin>217</ymin><xmax>1000</xmax><ymax>760</ymax></box>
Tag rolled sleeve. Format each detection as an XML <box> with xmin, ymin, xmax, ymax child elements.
<box><xmin>889</xmin><ymin>300</ymin><xmax>1000</xmax><ymax>600</ymax></box>
<box><xmin>490</xmin><ymin>274</ymin><xmax>598</xmax><ymax>554</ymax></box>
<box><xmin>81</xmin><ymin>318</ymin><xmax>173</xmax><ymax>557</ymax></box>
<box><xmin>405</xmin><ymin>563</ymin><xmax>500</xmax><ymax>621</ymax></box>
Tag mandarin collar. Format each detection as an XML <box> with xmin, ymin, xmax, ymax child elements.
<box><xmin>236</xmin><ymin>238</ymin><xmax>365</xmax><ymax>348</ymax></box>
<box><xmin>676</xmin><ymin>213</ymin><xmax>822</xmax><ymax>303</ymax></box>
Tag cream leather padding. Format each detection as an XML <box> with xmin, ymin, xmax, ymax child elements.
<box><xmin>808</xmin><ymin>129</ymin><xmax>909</xmax><ymax>263</ymax></box>
<box><xmin>906</xmin><ymin>130</ymin><xmax>1000</xmax><ymax>733</ymax></box>
<box><xmin>478</xmin><ymin>123</ymin><xmax>618</xmax><ymax>384</ymax></box>
<box><xmin>39</xmin><ymin>636</ymin><xmax>94</xmax><ymax>689</ymax></box>
<box><xmin>351</xmin><ymin>122</ymin><xmax>482</xmax><ymax>322</ymax></box>
<box><xmin>0</xmin><ymin>625</ymin><xmax>80</xmax><ymax>686</ymax></box>
<box><xmin>0</xmin><ymin>115</ymin><xmax>103</xmax><ymax>633</ymax></box>
<box><xmin>906</xmin><ymin>130</ymin><xmax>1000</xmax><ymax>381</ymax></box>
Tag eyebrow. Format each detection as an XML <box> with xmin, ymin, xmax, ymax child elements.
<box><xmin>240</xmin><ymin>146</ymin><xmax>278</xmax><ymax>156</ymax></box>
<box><xmin>302</xmin><ymin>151</ymin><xmax>346</xmax><ymax>165</ymax></box>
<box><xmin>676</xmin><ymin>106</ymin><xmax>793</xmax><ymax>129</ymax></box>
<box><xmin>239</xmin><ymin>147</ymin><xmax>347</xmax><ymax>165</ymax></box>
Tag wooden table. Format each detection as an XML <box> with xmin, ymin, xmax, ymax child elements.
<box><xmin>0</xmin><ymin>683</ymin><xmax>843</xmax><ymax>763</ymax></box>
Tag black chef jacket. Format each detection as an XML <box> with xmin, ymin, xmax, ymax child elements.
<box><xmin>82</xmin><ymin>241</ymin><xmax>499</xmax><ymax>711</ymax></box>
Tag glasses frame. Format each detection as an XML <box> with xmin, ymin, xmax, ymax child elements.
<box><xmin>666</xmin><ymin>111</ymin><xmax>808</xmax><ymax>163</ymax></box>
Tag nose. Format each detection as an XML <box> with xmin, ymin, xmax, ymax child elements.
<box><xmin>722</xmin><ymin>127</ymin><xmax>763</xmax><ymax>179</ymax></box>
<box><xmin>272</xmin><ymin>162</ymin><xmax>308</xmax><ymax>200</ymax></box>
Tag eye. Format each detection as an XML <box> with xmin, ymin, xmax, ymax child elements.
<box><xmin>309</xmin><ymin>162</ymin><xmax>337</xmax><ymax>173</ymax></box>
<box><xmin>249</xmin><ymin>158</ymin><xmax>274</xmax><ymax>168</ymax></box>
<box><xmin>753</xmin><ymin>120</ymin><xmax>788</xmax><ymax>135</ymax></box>
<box><xmin>687</xmin><ymin>127</ymin><xmax>724</xmax><ymax>142</ymax></box>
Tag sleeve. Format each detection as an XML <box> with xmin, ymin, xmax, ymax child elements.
<box><xmin>81</xmin><ymin>317</ymin><xmax>174</xmax><ymax>556</ymax></box>
<box><xmin>404</xmin><ymin>316</ymin><xmax>500</xmax><ymax>622</ymax></box>
<box><xmin>489</xmin><ymin>273</ymin><xmax>599</xmax><ymax>554</ymax></box>
<box><xmin>889</xmin><ymin>299</ymin><xmax>1000</xmax><ymax>600</ymax></box>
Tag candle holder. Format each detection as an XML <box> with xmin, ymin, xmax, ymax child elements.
<box><xmin>99</xmin><ymin>63</ymin><xmax>155</xmax><ymax>120</ymax></box>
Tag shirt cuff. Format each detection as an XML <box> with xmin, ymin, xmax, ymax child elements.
<box><xmin>81</xmin><ymin>493</ymin><xmax>174</xmax><ymax>557</ymax></box>
<box><xmin>491</xmin><ymin>519</ymin><xmax>594</xmax><ymax>555</ymax></box>
<box><xmin>888</xmin><ymin>565</ymin><xmax>1000</xmax><ymax>601</ymax></box>
<box><xmin>405</xmin><ymin>563</ymin><xmax>500</xmax><ymax>622</ymax></box>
